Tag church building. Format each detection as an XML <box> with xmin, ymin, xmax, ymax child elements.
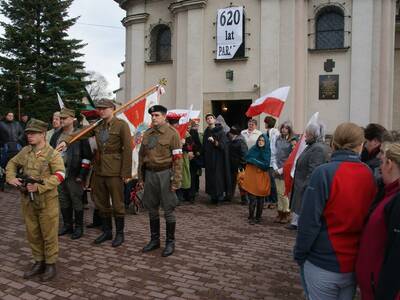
<box><xmin>114</xmin><ymin>0</ymin><xmax>400</xmax><ymax>132</ymax></box>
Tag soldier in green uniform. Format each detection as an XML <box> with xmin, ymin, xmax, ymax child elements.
<box><xmin>138</xmin><ymin>105</ymin><xmax>183</xmax><ymax>257</ymax></box>
<box><xmin>6</xmin><ymin>119</ymin><xmax>65</xmax><ymax>281</ymax></box>
<box><xmin>57</xmin><ymin>99</ymin><xmax>132</xmax><ymax>247</ymax></box>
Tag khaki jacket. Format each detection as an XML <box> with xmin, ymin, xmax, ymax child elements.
<box><xmin>6</xmin><ymin>144</ymin><xmax>65</xmax><ymax>201</ymax></box>
<box><xmin>138</xmin><ymin>123</ymin><xmax>183</xmax><ymax>189</ymax></box>
<box><xmin>65</xmin><ymin>117</ymin><xmax>132</xmax><ymax>177</ymax></box>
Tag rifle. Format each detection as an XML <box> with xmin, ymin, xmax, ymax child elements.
<box><xmin>17</xmin><ymin>175</ymin><xmax>44</xmax><ymax>201</ymax></box>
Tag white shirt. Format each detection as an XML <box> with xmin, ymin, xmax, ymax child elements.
<box><xmin>267</xmin><ymin>128</ymin><xmax>280</xmax><ymax>170</ymax></box>
<box><xmin>241</xmin><ymin>129</ymin><xmax>262</xmax><ymax>149</ymax></box>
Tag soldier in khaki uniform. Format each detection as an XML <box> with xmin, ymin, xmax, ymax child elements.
<box><xmin>58</xmin><ymin>99</ymin><xmax>132</xmax><ymax>247</ymax></box>
<box><xmin>138</xmin><ymin>105</ymin><xmax>183</xmax><ymax>257</ymax></box>
<box><xmin>6</xmin><ymin>119</ymin><xmax>65</xmax><ymax>281</ymax></box>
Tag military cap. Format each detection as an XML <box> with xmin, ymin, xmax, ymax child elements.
<box><xmin>59</xmin><ymin>108</ymin><xmax>75</xmax><ymax>118</ymax></box>
<box><xmin>148</xmin><ymin>105</ymin><xmax>167</xmax><ymax>114</ymax></box>
<box><xmin>25</xmin><ymin>118</ymin><xmax>48</xmax><ymax>133</ymax></box>
<box><xmin>95</xmin><ymin>99</ymin><xmax>115</xmax><ymax>109</ymax></box>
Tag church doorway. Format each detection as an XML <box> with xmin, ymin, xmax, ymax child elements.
<box><xmin>211</xmin><ymin>99</ymin><xmax>252</xmax><ymax>130</ymax></box>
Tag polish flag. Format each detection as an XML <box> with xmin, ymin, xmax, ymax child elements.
<box><xmin>167</xmin><ymin>107</ymin><xmax>200</xmax><ymax>139</ymax></box>
<box><xmin>117</xmin><ymin>89</ymin><xmax>160</xmax><ymax>178</ymax></box>
<box><xmin>282</xmin><ymin>112</ymin><xmax>320</xmax><ymax>196</ymax></box>
<box><xmin>245</xmin><ymin>86</ymin><xmax>290</xmax><ymax>118</ymax></box>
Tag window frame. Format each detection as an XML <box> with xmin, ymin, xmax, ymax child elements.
<box><xmin>315</xmin><ymin>6</ymin><xmax>345</xmax><ymax>50</ymax></box>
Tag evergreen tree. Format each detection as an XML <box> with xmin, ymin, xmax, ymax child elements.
<box><xmin>0</xmin><ymin>0</ymin><xmax>88</xmax><ymax>121</ymax></box>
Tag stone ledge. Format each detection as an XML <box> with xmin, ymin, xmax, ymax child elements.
<box><xmin>122</xmin><ymin>13</ymin><xmax>149</xmax><ymax>26</ymax></box>
<box><xmin>169</xmin><ymin>0</ymin><xmax>207</xmax><ymax>14</ymax></box>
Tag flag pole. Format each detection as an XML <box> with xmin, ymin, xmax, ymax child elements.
<box><xmin>67</xmin><ymin>85</ymin><xmax>159</xmax><ymax>145</ymax></box>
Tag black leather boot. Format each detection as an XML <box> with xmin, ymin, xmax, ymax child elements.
<box><xmin>71</xmin><ymin>210</ymin><xmax>84</xmax><ymax>240</ymax></box>
<box><xmin>94</xmin><ymin>217</ymin><xmax>112</xmax><ymax>244</ymax></box>
<box><xmin>162</xmin><ymin>222</ymin><xmax>176</xmax><ymax>257</ymax></box>
<box><xmin>40</xmin><ymin>264</ymin><xmax>57</xmax><ymax>282</ymax></box>
<box><xmin>248</xmin><ymin>203</ymin><xmax>256</xmax><ymax>225</ymax></box>
<box><xmin>58</xmin><ymin>208</ymin><xmax>73</xmax><ymax>236</ymax></box>
<box><xmin>23</xmin><ymin>261</ymin><xmax>45</xmax><ymax>279</ymax></box>
<box><xmin>255</xmin><ymin>200</ymin><xmax>263</xmax><ymax>224</ymax></box>
<box><xmin>142</xmin><ymin>219</ymin><xmax>160</xmax><ymax>253</ymax></box>
<box><xmin>112</xmin><ymin>217</ymin><xmax>125</xmax><ymax>247</ymax></box>
<box><xmin>87</xmin><ymin>209</ymin><xmax>102</xmax><ymax>228</ymax></box>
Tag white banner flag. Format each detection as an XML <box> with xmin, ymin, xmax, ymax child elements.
<box><xmin>216</xmin><ymin>6</ymin><xmax>244</xmax><ymax>59</ymax></box>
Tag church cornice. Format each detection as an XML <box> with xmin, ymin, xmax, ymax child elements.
<box><xmin>114</xmin><ymin>0</ymin><xmax>129</xmax><ymax>10</ymax></box>
<box><xmin>122</xmin><ymin>13</ymin><xmax>149</xmax><ymax>26</ymax></box>
<box><xmin>168</xmin><ymin>0</ymin><xmax>207</xmax><ymax>14</ymax></box>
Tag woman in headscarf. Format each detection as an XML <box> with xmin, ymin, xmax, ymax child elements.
<box><xmin>241</xmin><ymin>134</ymin><xmax>271</xmax><ymax>224</ymax></box>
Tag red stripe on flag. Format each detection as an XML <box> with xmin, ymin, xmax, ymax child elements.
<box><xmin>176</xmin><ymin>123</ymin><xmax>190</xmax><ymax>139</ymax></box>
<box><xmin>246</xmin><ymin>97</ymin><xmax>285</xmax><ymax>118</ymax></box>
<box><xmin>123</xmin><ymin>98</ymin><xmax>146</xmax><ymax>128</ymax></box>
<box><xmin>283</xmin><ymin>141</ymin><xmax>301</xmax><ymax>196</ymax></box>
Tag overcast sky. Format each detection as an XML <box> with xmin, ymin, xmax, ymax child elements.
<box><xmin>0</xmin><ymin>0</ymin><xmax>126</xmax><ymax>94</ymax></box>
<box><xmin>68</xmin><ymin>0</ymin><xmax>126</xmax><ymax>93</ymax></box>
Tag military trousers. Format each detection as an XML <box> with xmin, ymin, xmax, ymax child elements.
<box><xmin>59</xmin><ymin>177</ymin><xmax>84</xmax><ymax>211</ymax></box>
<box><xmin>93</xmin><ymin>175</ymin><xmax>125</xmax><ymax>217</ymax></box>
<box><xmin>21</xmin><ymin>196</ymin><xmax>59</xmax><ymax>264</ymax></box>
<box><xmin>143</xmin><ymin>169</ymin><xmax>178</xmax><ymax>223</ymax></box>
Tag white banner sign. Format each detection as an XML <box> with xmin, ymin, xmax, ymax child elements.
<box><xmin>216</xmin><ymin>6</ymin><xmax>243</xmax><ymax>59</ymax></box>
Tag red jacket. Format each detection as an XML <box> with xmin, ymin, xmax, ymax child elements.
<box><xmin>356</xmin><ymin>180</ymin><xmax>400</xmax><ymax>300</ymax></box>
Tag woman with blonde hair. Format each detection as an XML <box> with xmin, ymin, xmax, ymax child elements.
<box><xmin>294</xmin><ymin>122</ymin><xmax>377</xmax><ymax>300</ymax></box>
<box><xmin>356</xmin><ymin>142</ymin><xmax>400</xmax><ymax>300</ymax></box>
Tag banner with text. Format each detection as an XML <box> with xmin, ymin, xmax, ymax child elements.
<box><xmin>216</xmin><ymin>6</ymin><xmax>243</xmax><ymax>60</ymax></box>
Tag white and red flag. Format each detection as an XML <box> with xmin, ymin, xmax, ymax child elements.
<box><xmin>246</xmin><ymin>86</ymin><xmax>290</xmax><ymax>118</ymax></box>
<box><xmin>167</xmin><ymin>107</ymin><xmax>200</xmax><ymax>139</ymax></box>
<box><xmin>117</xmin><ymin>89</ymin><xmax>160</xmax><ymax>177</ymax></box>
<box><xmin>282</xmin><ymin>112</ymin><xmax>320</xmax><ymax>196</ymax></box>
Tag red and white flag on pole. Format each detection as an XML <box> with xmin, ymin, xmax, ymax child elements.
<box><xmin>282</xmin><ymin>112</ymin><xmax>320</xmax><ymax>196</ymax></box>
<box><xmin>245</xmin><ymin>86</ymin><xmax>290</xmax><ymax>118</ymax></box>
<box><xmin>117</xmin><ymin>89</ymin><xmax>160</xmax><ymax>177</ymax></box>
<box><xmin>167</xmin><ymin>106</ymin><xmax>200</xmax><ymax>139</ymax></box>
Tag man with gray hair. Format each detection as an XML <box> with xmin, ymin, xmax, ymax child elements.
<box><xmin>287</xmin><ymin>121</ymin><xmax>330</xmax><ymax>230</ymax></box>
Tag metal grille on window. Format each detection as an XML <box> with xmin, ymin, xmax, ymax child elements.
<box><xmin>316</xmin><ymin>7</ymin><xmax>344</xmax><ymax>50</ymax></box>
<box><xmin>149</xmin><ymin>25</ymin><xmax>171</xmax><ymax>62</ymax></box>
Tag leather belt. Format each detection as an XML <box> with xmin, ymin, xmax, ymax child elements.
<box><xmin>145</xmin><ymin>165</ymin><xmax>171</xmax><ymax>172</ymax></box>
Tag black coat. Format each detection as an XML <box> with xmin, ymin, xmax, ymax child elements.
<box><xmin>0</xmin><ymin>120</ymin><xmax>25</xmax><ymax>149</ymax></box>
<box><xmin>203</xmin><ymin>125</ymin><xmax>231</xmax><ymax>196</ymax></box>
<box><xmin>50</xmin><ymin>129</ymin><xmax>93</xmax><ymax>179</ymax></box>
<box><xmin>229</xmin><ymin>135</ymin><xmax>248</xmax><ymax>172</ymax></box>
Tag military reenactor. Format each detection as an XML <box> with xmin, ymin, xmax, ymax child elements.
<box><xmin>57</xmin><ymin>99</ymin><xmax>132</xmax><ymax>247</ymax></box>
<box><xmin>6</xmin><ymin>119</ymin><xmax>65</xmax><ymax>281</ymax></box>
<box><xmin>50</xmin><ymin>108</ymin><xmax>92</xmax><ymax>239</ymax></box>
<box><xmin>138</xmin><ymin>105</ymin><xmax>183</xmax><ymax>257</ymax></box>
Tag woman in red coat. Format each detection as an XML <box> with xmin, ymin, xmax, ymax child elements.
<box><xmin>356</xmin><ymin>142</ymin><xmax>400</xmax><ymax>300</ymax></box>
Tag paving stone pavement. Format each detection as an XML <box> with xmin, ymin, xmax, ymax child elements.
<box><xmin>0</xmin><ymin>187</ymin><xmax>304</xmax><ymax>300</ymax></box>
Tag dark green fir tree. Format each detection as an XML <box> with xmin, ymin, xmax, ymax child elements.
<box><xmin>0</xmin><ymin>0</ymin><xmax>88</xmax><ymax>121</ymax></box>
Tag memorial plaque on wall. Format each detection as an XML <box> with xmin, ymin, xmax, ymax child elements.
<box><xmin>319</xmin><ymin>75</ymin><xmax>339</xmax><ymax>100</ymax></box>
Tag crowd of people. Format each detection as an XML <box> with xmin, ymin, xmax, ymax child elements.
<box><xmin>1</xmin><ymin>103</ymin><xmax>399</xmax><ymax>300</ymax></box>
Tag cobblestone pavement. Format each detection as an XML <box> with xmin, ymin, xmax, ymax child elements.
<box><xmin>0</xmin><ymin>187</ymin><xmax>304</xmax><ymax>300</ymax></box>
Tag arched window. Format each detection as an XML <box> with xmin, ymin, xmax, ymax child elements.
<box><xmin>316</xmin><ymin>6</ymin><xmax>344</xmax><ymax>50</ymax></box>
<box><xmin>150</xmin><ymin>25</ymin><xmax>171</xmax><ymax>62</ymax></box>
